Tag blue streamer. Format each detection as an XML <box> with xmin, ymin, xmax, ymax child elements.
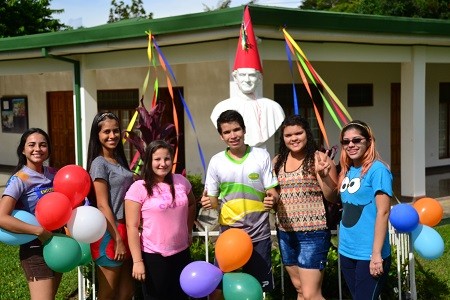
<box><xmin>285</xmin><ymin>41</ymin><xmax>299</xmax><ymax>115</ymax></box>
<box><xmin>151</xmin><ymin>36</ymin><xmax>207</xmax><ymax>175</ymax></box>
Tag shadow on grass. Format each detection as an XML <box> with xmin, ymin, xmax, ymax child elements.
<box><xmin>414</xmin><ymin>258</ymin><xmax>450</xmax><ymax>299</ymax></box>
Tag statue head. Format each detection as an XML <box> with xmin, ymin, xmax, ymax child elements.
<box><xmin>232</xmin><ymin>68</ymin><xmax>262</xmax><ymax>94</ymax></box>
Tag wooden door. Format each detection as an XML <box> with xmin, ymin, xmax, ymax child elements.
<box><xmin>391</xmin><ymin>83</ymin><xmax>401</xmax><ymax>195</ymax></box>
<box><xmin>47</xmin><ymin>91</ymin><xmax>75</xmax><ymax>169</ymax></box>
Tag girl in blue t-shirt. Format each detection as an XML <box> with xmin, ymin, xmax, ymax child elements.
<box><xmin>338</xmin><ymin>120</ymin><xmax>393</xmax><ymax>300</ymax></box>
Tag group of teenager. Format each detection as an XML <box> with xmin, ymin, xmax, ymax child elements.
<box><xmin>0</xmin><ymin>109</ymin><xmax>392</xmax><ymax>300</ymax></box>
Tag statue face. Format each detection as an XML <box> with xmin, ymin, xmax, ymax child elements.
<box><xmin>233</xmin><ymin>68</ymin><xmax>261</xmax><ymax>94</ymax></box>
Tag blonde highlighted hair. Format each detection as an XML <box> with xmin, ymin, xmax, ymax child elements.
<box><xmin>338</xmin><ymin>120</ymin><xmax>385</xmax><ymax>186</ymax></box>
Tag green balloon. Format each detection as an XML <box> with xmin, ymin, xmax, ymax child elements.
<box><xmin>43</xmin><ymin>233</ymin><xmax>82</xmax><ymax>273</ymax></box>
<box><xmin>223</xmin><ymin>272</ymin><xmax>263</xmax><ymax>300</ymax></box>
<box><xmin>78</xmin><ymin>242</ymin><xmax>93</xmax><ymax>266</ymax></box>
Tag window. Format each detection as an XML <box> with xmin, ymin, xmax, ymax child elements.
<box><xmin>274</xmin><ymin>84</ymin><xmax>324</xmax><ymax>148</ymax></box>
<box><xmin>97</xmin><ymin>88</ymin><xmax>186</xmax><ymax>173</ymax></box>
<box><xmin>347</xmin><ymin>84</ymin><xmax>373</xmax><ymax>107</ymax></box>
<box><xmin>98</xmin><ymin>89</ymin><xmax>140</xmax><ymax>164</ymax></box>
<box><xmin>439</xmin><ymin>83</ymin><xmax>450</xmax><ymax>159</ymax></box>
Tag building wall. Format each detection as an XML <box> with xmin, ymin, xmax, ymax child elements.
<box><xmin>0</xmin><ymin>48</ymin><xmax>449</xmax><ymax>176</ymax></box>
<box><xmin>0</xmin><ymin>72</ymin><xmax>72</xmax><ymax>166</ymax></box>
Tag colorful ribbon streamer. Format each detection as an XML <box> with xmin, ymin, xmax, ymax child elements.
<box><xmin>125</xmin><ymin>31</ymin><xmax>206</xmax><ymax>175</ymax></box>
<box><xmin>283</xmin><ymin>28</ymin><xmax>353</xmax><ymax>148</ymax></box>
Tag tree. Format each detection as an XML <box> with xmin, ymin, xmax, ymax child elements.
<box><xmin>0</xmin><ymin>0</ymin><xmax>68</xmax><ymax>38</ymax></box>
<box><xmin>108</xmin><ymin>0</ymin><xmax>153</xmax><ymax>23</ymax></box>
<box><xmin>300</xmin><ymin>0</ymin><xmax>450</xmax><ymax>19</ymax></box>
<box><xmin>202</xmin><ymin>0</ymin><xmax>258</xmax><ymax>12</ymax></box>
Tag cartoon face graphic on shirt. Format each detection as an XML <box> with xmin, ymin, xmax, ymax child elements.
<box><xmin>340</xmin><ymin>176</ymin><xmax>370</xmax><ymax>228</ymax></box>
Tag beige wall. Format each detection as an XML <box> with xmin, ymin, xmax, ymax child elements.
<box><xmin>0</xmin><ymin>47</ymin><xmax>449</xmax><ymax>177</ymax></box>
<box><xmin>0</xmin><ymin>72</ymin><xmax>73</xmax><ymax>166</ymax></box>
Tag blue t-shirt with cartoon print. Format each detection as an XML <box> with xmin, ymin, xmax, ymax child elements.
<box><xmin>338</xmin><ymin>160</ymin><xmax>393</xmax><ymax>260</ymax></box>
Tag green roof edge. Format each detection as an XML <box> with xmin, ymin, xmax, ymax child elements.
<box><xmin>0</xmin><ymin>5</ymin><xmax>449</xmax><ymax>53</ymax></box>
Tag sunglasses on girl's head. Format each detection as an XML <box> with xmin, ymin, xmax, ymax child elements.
<box><xmin>341</xmin><ymin>137</ymin><xmax>366</xmax><ymax>146</ymax></box>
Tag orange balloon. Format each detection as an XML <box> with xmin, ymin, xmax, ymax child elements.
<box><xmin>413</xmin><ymin>197</ymin><xmax>444</xmax><ymax>227</ymax></box>
<box><xmin>215</xmin><ymin>228</ymin><xmax>253</xmax><ymax>273</ymax></box>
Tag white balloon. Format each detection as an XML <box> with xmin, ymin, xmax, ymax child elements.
<box><xmin>67</xmin><ymin>206</ymin><xmax>107</xmax><ymax>243</ymax></box>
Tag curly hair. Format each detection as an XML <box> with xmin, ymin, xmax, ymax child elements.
<box><xmin>273</xmin><ymin>115</ymin><xmax>318</xmax><ymax>176</ymax></box>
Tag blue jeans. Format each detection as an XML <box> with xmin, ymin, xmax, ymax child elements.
<box><xmin>277</xmin><ymin>229</ymin><xmax>331</xmax><ymax>270</ymax></box>
<box><xmin>340</xmin><ymin>254</ymin><xmax>392</xmax><ymax>300</ymax></box>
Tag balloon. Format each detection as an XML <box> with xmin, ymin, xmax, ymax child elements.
<box><xmin>215</xmin><ymin>229</ymin><xmax>253</xmax><ymax>272</ymax></box>
<box><xmin>223</xmin><ymin>273</ymin><xmax>263</xmax><ymax>300</ymax></box>
<box><xmin>78</xmin><ymin>242</ymin><xmax>93</xmax><ymax>266</ymax></box>
<box><xmin>43</xmin><ymin>233</ymin><xmax>82</xmax><ymax>272</ymax></box>
<box><xmin>411</xmin><ymin>224</ymin><xmax>445</xmax><ymax>260</ymax></box>
<box><xmin>389</xmin><ymin>203</ymin><xmax>419</xmax><ymax>233</ymax></box>
<box><xmin>54</xmin><ymin>164</ymin><xmax>91</xmax><ymax>207</ymax></box>
<box><xmin>413</xmin><ymin>197</ymin><xmax>444</xmax><ymax>227</ymax></box>
<box><xmin>0</xmin><ymin>210</ymin><xmax>39</xmax><ymax>245</ymax></box>
<box><xmin>35</xmin><ymin>192</ymin><xmax>72</xmax><ymax>231</ymax></box>
<box><xmin>66</xmin><ymin>206</ymin><xmax>107</xmax><ymax>243</ymax></box>
<box><xmin>179</xmin><ymin>261</ymin><xmax>223</xmax><ymax>298</ymax></box>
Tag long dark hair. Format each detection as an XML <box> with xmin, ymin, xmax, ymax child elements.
<box><xmin>273</xmin><ymin>115</ymin><xmax>318</xmax><ymax>176</ymax></box>
<box><xmin>14</xmin><ymin>128</ymin><xmax>52</xmax><ymax>173</ymax></box>
<box><xmin>86</xmin><ymin>112</ymin><xmax>130</xmax><ymax>172</ymax></box>
<box><xmin>141</xmin><ymin>140</ymin><xmax>175</xmax><ymax>200</ymax></box>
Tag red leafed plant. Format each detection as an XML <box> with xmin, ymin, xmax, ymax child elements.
<box><xmin>124</xmin><ymin>98</ymin><xmax>177</xmax><ymax>170</ymax></box>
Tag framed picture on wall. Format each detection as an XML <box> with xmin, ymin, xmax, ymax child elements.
<box><xmin>1</xmin><ymin>96</ymin><xmax>29</xmax><ymax>133</ymax></box>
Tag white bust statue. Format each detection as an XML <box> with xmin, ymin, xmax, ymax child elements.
<box><xmin>210</xmin><ymin>6</ymin><xmax>285</xmax><ymax>147</ymax></box>
<box><xmin>210</xmin><ymin>68</ymin><xmax>285</xmax><ymax>147</ymax></box>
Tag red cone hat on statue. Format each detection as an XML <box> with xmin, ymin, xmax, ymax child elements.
<box><xmin>233</xmin><ymin>6</ymin><xmax>263</xmax><ymax>73</ymax></box>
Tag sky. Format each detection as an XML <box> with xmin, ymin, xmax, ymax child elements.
<box><xmin>50</xmin><ymin>0</ymin><xmax>301</xmax><ymax>28</ymax></box>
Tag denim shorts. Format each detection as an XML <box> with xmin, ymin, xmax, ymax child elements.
<box><xmin>277</xmin><ymin>229</ymin><xmax>331</xmax><ymax>270</ymax></box>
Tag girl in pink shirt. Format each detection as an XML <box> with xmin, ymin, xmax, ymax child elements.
<box><xmin>125</xmin><ymin>140</ymin><xmax>196</xmax><ymax>299</ymax></box>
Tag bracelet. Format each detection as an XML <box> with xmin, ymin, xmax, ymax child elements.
<box><xmin>133</xmin><ymin>259</ymin><xmax>144</xmax><ymax>264</ymax></box>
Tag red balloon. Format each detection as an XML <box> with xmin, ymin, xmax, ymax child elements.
<box><xmin>35</xmin><ymin>192</ymin><xmax>72</xmax><ymax>231</ymax></box>
<box><xmin>54</xmin><ymin>165</ymin><xmax>91</xmax><ymax>207</ymax></box>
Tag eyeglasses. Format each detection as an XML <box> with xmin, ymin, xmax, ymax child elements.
<box><xmin>340</xmin><ymin>137</ymin><xmax>366</xmax><ymax>146</ymax></box>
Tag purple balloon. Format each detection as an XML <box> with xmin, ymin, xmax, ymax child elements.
<box><xmin>180</xmin><ymin>261</ymin><xmax>223</xmax><ymax>298</ymax></box>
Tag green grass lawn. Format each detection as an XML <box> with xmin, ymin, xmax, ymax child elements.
<box><xmin>0</xmin><ymin>244</ymin><xmax>78</xmax><ymax>300</ymax></box>
<box><xmin>1</xmin><ymin>220</ymin><xmax>450</xmax><ymax>299</ymax></box>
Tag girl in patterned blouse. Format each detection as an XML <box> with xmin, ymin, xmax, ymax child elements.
<box><xmin>273</xmin><ymin>115</ymin><xmax>338</xmax><ymax>300</ymax></box>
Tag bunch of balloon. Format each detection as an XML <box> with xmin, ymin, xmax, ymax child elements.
<box><xmin>389</xmin><ymin>199</ymin><xmax>445</xmax><ymax>260</ymax></box>
<box><xmin>217</xmin><ymin>228</ymin><xmax>262</xmax><ymax>300</ymax></box>
<box><xmin>411</xmin><ymin>197</ymin><xmax>445</xmax><ymax>260</ymax></box>
<box><xmin>35</xmin><ymin>165</ymin><xmax>106</xmax><ymax>272</ymax></box>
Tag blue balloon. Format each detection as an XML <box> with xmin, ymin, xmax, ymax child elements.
<box><xmin>411</xmin><ymin>224</ymin><xmax>444</xmax><ymax>260</ymax></box>
<box><xmin>180</xmin><ymin>261</ymin><xmax>222</xmax><ymax>298</ymax></box>
<box><xmin>389</xmin><ymin>204</ymin><xmax>419</xmax><ymax>233</ymax></box>
<box><xmin>0</xmin><ymin>210</ymin><xmax>40</xmax><ymax>245</ymax></box>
